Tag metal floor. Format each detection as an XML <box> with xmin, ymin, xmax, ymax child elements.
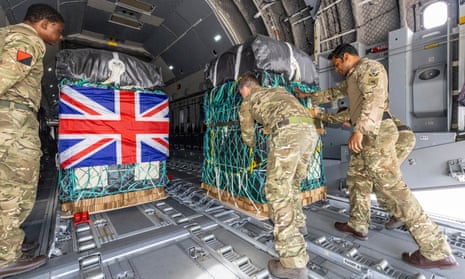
<box><xmin>15</xmin><ymin>157</ymin><xmax>465</xmax><ymax>279</ymax></box>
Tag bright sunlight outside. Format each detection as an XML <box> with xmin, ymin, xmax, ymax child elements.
<box><xmin>423</xmin><ymin>1</ymin><xmax>448</xmax><ymax>29</ymax></box>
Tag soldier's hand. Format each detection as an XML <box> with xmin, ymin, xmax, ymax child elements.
<box><xmin>308</xmin><ymin>107</ymin><xmax>321</xmax><ymax>118</ymax></box>
<box><xmin>341</xmin><ymin>121</ymin><xmax>351</xmax><ymax>127</ymax></box>
<box><xmin>293</xmin><ymin>87</ymin><xmax>309</xmax><ymax>99</ymax></box>
<box><xmin>348</xmin><ymin>131</ymin><xmax>364</xmax><ymax>153</ymax></box>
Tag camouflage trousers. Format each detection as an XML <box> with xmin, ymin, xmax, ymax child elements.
<box><xmin>346</xmin><ymin>119</ymin><xmax>451</xmax><ymax>261</ymax></box>
<box><xmin>266</xmin><ymin>122</ymin><xmax>317</xmax><ymax>268</ymax></box>
<box><xmin>0</xmin><ymin>107</ymin><xmax>41</xmax><ymax>267</ymax></box>
<box><xmin>391</xmin><ymin>116</ymin><xmax>416</xmax><ymax>163</ymax></box>
<box><xmin>349</xmin><ymin>123</ymin><xmax>416</xmax><ymax>213</ymax></box>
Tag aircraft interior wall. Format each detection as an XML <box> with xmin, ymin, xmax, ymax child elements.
<box><xmin>1</xmin><ymin>1</ymin><xmax>465</xmax><ymax>278</ymax></box>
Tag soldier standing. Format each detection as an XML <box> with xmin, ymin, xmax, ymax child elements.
<box><xmin>0</xmin><ymin>4</ymin><xmax>64</xmax><ymax>277</ymax></box>
<box><xmin>238</xmin><ymin>72</ymin><xmax>317</xmax><ymax>279</ymax></box>
<box><xmin>297</xmin><ymin>43</ymin><xmax>457</xmax><ymax>269</ymax></box>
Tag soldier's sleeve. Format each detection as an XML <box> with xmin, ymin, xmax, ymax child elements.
<box><xmin>311</xmin><ymin>80</ymin><xmax>348</xmax><ymax>105</ymax></box>
<box><xmin>316</xmin><ymin>109</ymin><xmax>350</xmax><ymax>124</ymax></box>
<box><xmin>238</xmin><ymin>100</ymin><xmax>256</xmax><ymax>147</ymax></box>
<box><xmin>391</xmin><ymin>116</ymin><xmax>403</xmax><ymax>127</ymax></box>
<box><xmin>353</xmin><ymin>63</ymin><xmax>388</xmax><ymax>135</ymax></box>
<box><xmin>0</xmin><ymin>33</ymin><xmax>42</xmax><ymax>96</ymax></box>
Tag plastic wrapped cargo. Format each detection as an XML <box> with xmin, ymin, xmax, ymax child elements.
<box><xmin>205</xmin><ymin>35</ymin><xmax>318</xmax><ymax>87</ymax></box>
<box><xmin>56</xmin><ymin>48</ymin><xmax>164</xmax><ymax>89</ymax></box>
<box><xmin>204</xmin><ymin>45</ymin><xmax>240</xmax><ymax>88</ymax></box>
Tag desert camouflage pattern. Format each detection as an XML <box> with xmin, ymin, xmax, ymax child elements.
<box><xmin>317</xmin><ymin>109</ymin><xmax>417</xmax><ymax>214</ymax></box>
<box><xmin>311</xmin><ymin>57</ymin><xmax>452</xmax><ymax>261</ymax></box>
<box><xmin>391</xmin><ymin>116</ymin><xmax>416</xmax><ymax>162</ymax></box>
<box><xmin>316</xmin><ymin>110</ymin><xmax>416</xmax><ymax>161</ymax></box>
<box><xmin>314</xmin><ymin>108</ymin><xmax>350</xmax><ymax>124</ymax></box>
<box><xmin>0</xmin><ymin>108</ymin><xmax>42</xmax><ymax>267</ymax></box>
<box><xmin>239</xmin><ymin>86</ymin><xmax>318</xmax><ymax>268</ymax></box>
<box><xmin>347</xmin><ymin>119</ymin><xmax>450</xmax><ymax>260</ymax></box>
<box><xmin>0</xmin><ymin>23</ymin><xmax>45</xmax><ymax>111</ymax></box>
<box><xmin>310</xmin><ymin>58</ymin><xmax>389</xmax><ymax>136</ymax></box>
<box><xmin>239</xmin><ymin>86</ymin><xmax>313</xmax><ymax>147</ymax></box>
<box><xmin>0</xmin><ymin>23</ymin><xmax>45</xmax><ymax>267</ymax></box>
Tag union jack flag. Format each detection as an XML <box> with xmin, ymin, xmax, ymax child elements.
<box><xmin>58</xmin><ymin>85</ymin><xmax>169</xmax><ymax>169</ymax></box>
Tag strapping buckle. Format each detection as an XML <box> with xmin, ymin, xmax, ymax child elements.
<box><xmin>271</xmin><ymin>116</ymin><xmax>312</xmax><ymax>134</ymax></box>
<box><xmin>382</xmin><ymin>111</ymin><xmax>391</xmax><ymax>120</ymax></box>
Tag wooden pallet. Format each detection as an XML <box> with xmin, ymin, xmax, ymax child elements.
<box><xmin>61</xmin><ymin>187</ymin><xmax>167</xmax><ymax>217</ymax></box>
<box><xmin>201</xmin><ymin>183</ymin><xmax>326</xmax><ymax>220</ymax></box>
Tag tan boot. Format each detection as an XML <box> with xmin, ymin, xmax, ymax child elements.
<box><xmin>268</xmin><ymin>259</ymin><xmax>308</xmax><ymax>279</ymax></box>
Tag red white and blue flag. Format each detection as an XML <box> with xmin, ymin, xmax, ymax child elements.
<box><xmin>58</xmin><ymin>85</ymin><xmax>169</xmax><ymax>169</ymax></box>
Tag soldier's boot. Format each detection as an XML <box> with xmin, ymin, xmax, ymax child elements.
<box><xmin>0</xmin><ymin>255</ymin><xmax>47</xmax><ymax>278</ymax></box>
<box><xmin>268</xmin><ymin>259</ymin><xmax>307</xmax><ymax>279</ymax></box>
<box><xmin>299</xmin><ymin>226</ymin><xmax>308</xmax><ymax>237</ymax></box>
<box><xmin>21</xmin><ymin>241</ymin><xmax>39</xmax><ymax>253</ymax></box>
<box><xmin>385</xmin><ymin>216</ymin><xmax>404</xmax><ymax>230</ymax></box>
<box><xmin>334</xmin><ymin>222</ymin><xmax>368</xmax><ymax>240</ymax></box>
<box><xmin>402</xmin><ymin>250</ymin><xmax>458</xmax><ymax>269</ymax></box>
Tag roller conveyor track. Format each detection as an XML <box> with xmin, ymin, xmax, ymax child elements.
<box><xmin>16</xmin><ymin>158</ymin><xmax>465</xmax><ymax>279</ymax></box>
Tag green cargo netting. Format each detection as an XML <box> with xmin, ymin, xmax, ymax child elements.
<box><xmin>59</xmin><ymin>160</ymin><xmax>168</xmax><ymax>202</ymax></box>
<box><xmin>57</xmin><ymin>80</ymin><xmax>168</xmax><ymax>202</ymax></box>
<box><xmin>202</xmin><ymin>72</ymin><xmax>325</xmax><ymax>203</ymax></box>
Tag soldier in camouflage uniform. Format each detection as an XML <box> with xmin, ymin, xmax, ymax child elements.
<box><xmin>297</xmin><ymin>44</ymin><xmax>457</xmax><ymax>269</ymax></box>
<box><xmin>306</xmin><ymin>107</ymin><xmax>415</xmax><ymax>229</ymax></box>
<box><xmin>0</xmin><ymin>4</ymin><xmax>64</xmax><ymax>277</ymax></box>
<box><xmin>238</xmin><ymin>72</ymin><xmax>317</xmax><ymax>279</ymax></box>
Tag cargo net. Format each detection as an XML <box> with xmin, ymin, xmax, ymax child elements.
<box><xmin>202</xmin><ymin>71</ymin><xmax>325</xmax><ymax>204</ymax></box>
<box><xmin>57</xmin><ymin>80</ymin><xmax>168</xmax><ymax>202</ymax></box>
<box><xmin>58</xmin><ymin>161</ymin><xmax>168</xmax><ymax>202</ymax></box>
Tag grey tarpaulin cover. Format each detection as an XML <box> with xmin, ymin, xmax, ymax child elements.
<box><xmin>205</xmin><ymin>34</ymin><xmax>318</xmax><ymax>87</ymax></box>
<box><xmin>204</xmin><ymin>45</ymin><xmax>240</xmax><ymax>88</ymax></box>
<box><xmin>56</xmin><ymin>48</ymin><xmax>164</xmax><ymax>88</ymax></box>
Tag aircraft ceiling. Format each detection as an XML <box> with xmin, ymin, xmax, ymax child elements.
<box><xmin>0</xmin><ymin>0</ymin><xmax>457</xmax><ymax>118</ymax></box>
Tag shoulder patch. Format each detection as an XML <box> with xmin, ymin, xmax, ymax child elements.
<box><xmin>17</xmin><ymin>50</ymin><xmax>32</xmax><ymax>66</ymax></box>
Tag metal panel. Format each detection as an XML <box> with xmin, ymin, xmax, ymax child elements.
<box><xmin>161</xmin><ymin>14</ymin><xmax>232</xmax><ymax>79</ymax></box>
<box><xmin>412</xmin><ymin>64</ymin><xmax>447</xmax><ymax>118</ymax></box>
<box><xmin>388</xmin><ymin>27</ymin><xmax>413</xmax><ymax>125</ymax></box>
<box><xmin>144</xmin><ymin>25</ymin><xmax>178</xmax><ymax>56</ymax></box>
<box><xmin>401</xmin><ymin>140</ymin><xmax>465</xmax><ymax>189</ymax></box>
<box><xmin>320</xmin><ymin>127</ymin><xmax>351</xmax><ymax>160</ymax></box>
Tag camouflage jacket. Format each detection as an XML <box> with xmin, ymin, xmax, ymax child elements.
<box><xmin>316</xmin><ymin>109</ymin><xmax>350</xmax><ymax>124</ymax></box>
<box><xmin>311</xmin><ymin>58</ymin><xmax>390</xmax><ymax>136</ymax></box>
<box><xmin>239</xmin><ymin>86</ymin><xmax>310</xmax><ymax>147</ymax></box>
<box><xmin>0</xmin><ymin>23</ymin><xmax>46</xmax><ymax>112</ymax></box>
<box><xmin>317</xmin><ymin>110</ymin><xmax>411</xmax><ymax>133</ymax></box>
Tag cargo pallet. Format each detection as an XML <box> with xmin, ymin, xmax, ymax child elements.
<box><xmin>61</xmin><ymin>187</ymin><xmax>167</xmax><ymax>216</ymax></box>
<box><xmin>201</xmin><ymin>183</ymin><xmax>326</xmax><ymax>220</ymax></box>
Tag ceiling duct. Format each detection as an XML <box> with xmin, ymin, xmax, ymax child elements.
<box><xmin>109</xmin><ymin>13</ymin><xmax>143</xmax><ymax>30</ymax></box>
<box><xmin>65</xmin><ymin>32</ymin><xmax>153</xmax><ymax>61</ymax></box>
<box><xmin>116</xmin><ymin>0</ymin><xmax>155</xmax><ymax>15</ymax></box>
